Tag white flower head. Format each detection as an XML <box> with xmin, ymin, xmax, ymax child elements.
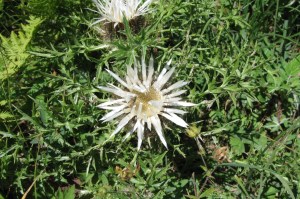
<box><xmin>97</xmin><ymin>57</ymin><xmax>195</xmax><ymax>150</ymax></box>
<box><xmin>92</xmin><ymin>0</ymin><xmax>153</xmax><ymax>27</ymax></box>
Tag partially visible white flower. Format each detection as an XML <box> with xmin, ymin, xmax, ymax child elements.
<box><xmin>97</xmin><ymin>57</ymin><xmax>195</xmax><ymax>150</ymax></box>
<box><xmin>92</xmin><ymin>0</ymin><xmax>153</xmax><ymax>27</ymax></box>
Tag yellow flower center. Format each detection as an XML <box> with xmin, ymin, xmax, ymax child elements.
<box><xmin>133</xmin><ymin>86</ymin><xmax>162</xmax><ymax>117</ymax></box>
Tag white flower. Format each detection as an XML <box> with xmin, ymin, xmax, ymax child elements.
<box><xmin>97</xmin><ymin>57</ymin><xmax>195</xmax><ymax>149</ymax></box>
<box><xmin>91</xmin><ymin>0</ymin><xmax>153</xmax><ymax>27</ymax></box>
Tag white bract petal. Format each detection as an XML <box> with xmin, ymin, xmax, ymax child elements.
<box><xmin>162</xmin><ymin>81</ymin><xmax>189</xmax><ymax>94</ymax></box>
<box><xmin>124</xmin><ymin>119</ymin><xmax>140</xmax><ymax>140</ymax></box>
<box><xmin>110</xmin><ymin>109</ymin><xmax>135</xmax><ymax>138</ymax></box>
<box><xmin>151</xmin><ymin>115</ymin><xmax>168</xmax><ymax>149</ymax></box>
<box><xmin>160</xmin><ymin>112</ymin><xmax>188</xmax><ymax>128</ymax></box>
<box><xmin>92</xmin><ymin>0</ymin><xmax>154</xmax><ymax>26</ymax></box>
<box><xmin>146</xmin><ymin>117</ymin><xmax>152</xmax><ymax>130</ymax></box>
<box><xmin>97</xmin><ymin>57</ymin><xmax>195</xmax><ymax>150</ymax></box>
<box><xmin>164</xmin><ymin>97</ymin><xmax>182</xmax><ymax>103</ymax></box>
<box><xmin>100</xmin><ymin>104</ymin><xmax>127</xmax><ymax>121</ymax></box>
<box><xmin>137</xmin><ymin>120</ymin><xmax>145</xmax><ymax>150</ymax></box>
<box><xmin>106</xmin><ymin>69</ymin><xmax>129</xmax><ymax>88</ymax></box>
<box><xmin>167</xmin><ymin>101</ymin><xmax>196</xmax><ymax>107</ymax></box>
<box><xmin>163</xmin><ymin>108</ymin><xmax>187</xmax><ymax>115</ymax></box>
<box><xmin>97</xmin><ymin>99</ymin><xmax>126</xmax><ymax>108</ymax></box>
<box><xmin>146</xmin><ymin>57</ymin><xmax>154</xmax><ymax>87</ymax></box>
<box><xmin>165</xmin><ymin>90</ymin><xmax>186</xmax><ymax>99</ymax></box>
<box><xmin>157</xmin><ymin>67</ymin><xmax>175</xmax><ymax>89</ymax></box>
<box><xmin>97</xmin><ymin>86</ymin><xmax>135</xmax><ymax>98</ymax></box>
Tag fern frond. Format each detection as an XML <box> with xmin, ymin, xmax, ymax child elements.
<box><xmin>0</xmin><ymin>16</ymin><xmax>42</xmax><ymax>81</ymax></box>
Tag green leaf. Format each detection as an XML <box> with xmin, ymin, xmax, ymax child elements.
<box><xmin>199</xmin><ymin>187</ymin><xmax>216</xmax><ymax>198</ymax></box>
<box><xmin>253</xmin><ymin>133</ymin><xmax>268</xmax><ymax>151</ymax></box>
<box><xmin>230</xmin><ymin>136</ymin><xmax>245</xmax><ymax>156</ymax></box>
<box><xmin>285</xmin><ymin>54</ymin><xmax>300</xmax><ymax>76</ymax></box>
<box><xmin>30</xmin><ymin>95</ymin><xmax>50</xmax><ymax>126</ymax></box>
<box><xmin>64</xmin><ymin>185</ymin><xmax>75</xmax><ymax>199</ymax></box>
<box><xmin>54</xmin><ymin>185</ymin><xmax>75</xmax><ymax>199</ymax></box>
<box><xmin>0</xmin><ymin>100</ymin><xmax>8</xmax><ymax>106</ymax></box>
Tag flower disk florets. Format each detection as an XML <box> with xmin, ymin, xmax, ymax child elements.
<box><xmin>97</xmin><ymin>57</ymin><xmax>195</xmax><ymax>149</ymax></box>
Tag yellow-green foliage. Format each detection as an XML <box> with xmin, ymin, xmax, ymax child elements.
<box><xmin>0</xmin><ymin>112</ymin><xmax>13</xmax><ymax>120</ymax></box>
<box><xmin>0</xmin><ymin>100</ymin><xmax>13</xmax><ymax>120</ymax></box>
<box><xmin>0</xmin><ymin>16</ymin><xmax>42</xmax><ymax>81</ymax></box>
<box><xmin>0</xmin><ymin>0</ymin><xmax>3</xmax><ymax>12</ymax></box>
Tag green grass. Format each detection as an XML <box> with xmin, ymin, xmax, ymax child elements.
<box><xmin>1</xmin><ymin>0</ymin><xmax>300</xmax><ymax>198</ymax></box>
